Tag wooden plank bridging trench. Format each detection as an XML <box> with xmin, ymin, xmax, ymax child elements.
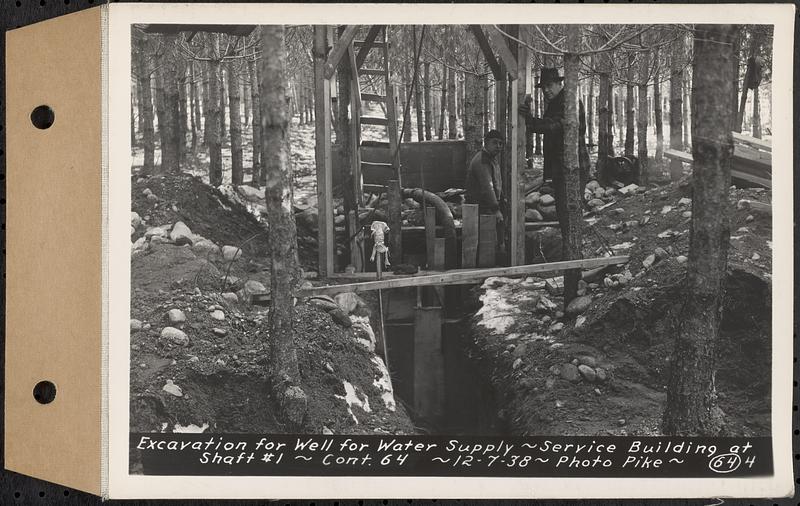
<box><xmin>299</xmin><ymin>256</ymin><xmax>629</xmax><ymax>296</ymax></box>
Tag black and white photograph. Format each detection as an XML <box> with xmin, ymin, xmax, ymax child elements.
<box><xmin>119</xmin><ymin>9</ymin><xmax>788</xmax><ymax>493</ymax></box>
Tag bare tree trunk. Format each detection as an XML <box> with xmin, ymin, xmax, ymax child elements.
<box><xmin>625</xmin><ymin>53</ymin><xmax>635</xmax><ymax>157</ymax></box>
<box><xmin>202</xmin><ymin>62</ymin><xmax>210</xmax><ymax>148</ymax></box>
<box><xmin>683</xmin><ymin>72</ymin><xmax>691</xmax><ymax>147</ymax></box>
<box><xmin>663</xmin><ymin>24</ymin><xmax>736</xmax><ymax>437</ymax></box>
<box><xmin>134</xmin><ymin>35</ymin><xmax>155</xmax><ymax>174</ymax></box>
<box><xmin>561</xmin><ymin>26</ymin><xmax>584</xmax><ymax>306</ymax></box>
<box><xmin>401</xmin><ymin>27</ymin><xmax>412</xmax><ymax>143</ymax></box>
<box><xmin>482</xmin><ymin>73</ymin><xmax>489</xmax><ymax>136</ymax></box>
<box><xmin>228</xmin><ymin>60</ymin><xmax>244</xmax><ymax>185</ymax></box>
<box><xmin>413</xmin><ymin>28</ymin><xmax>424</xmax><ymax>142</ymax></box>
<box><xmin>437</xmin><ymin>65</ymin><xmax>447</xmax><ymax>140</ymax></box>
<box><xmin>207</xmin><ymin>53</ymin><xmax>223</xmax><ymax>186</ymax></box>
<box><xmin>463</xmin><ymin>72</ymin><xmax>483</xmax><ymax>163</ymax></box>
<box><xmin>669</xmin><ymin>35</ymin><xmax>685</xmax><ymax>180</ymax></box>
<box><xmin>424</xmin><ymin>61</ymin><xmax>432</xmax><ymax>140</ymax></box>
<box><xmin>243</xmin><ymin>73</ymin><xmax>251</xmax><ymax>127</ymax></box>
<box><xmin>248</xmin><ymin>58</ymin><xmax>263</xmax><ymax>187</ymax></box>
<box><xmin>637</xmin><ymin>49</ymin><xmax>650</xmax><ymax>184</ymax></box>
<box><xmin>135</xmin><ymin>78</ymin><xmax>144</xmax><ymax>136</ymax></box>
<box><xmin>220</xmin><ymin>65</ymin><xmax>228</xmax><ymax>142</ymax></box>
<box><xmin>654</xmin><ymin>53</ymin><xmax>664</xmax><ymax>161</ymax></box>
<box><xmin>587</xmin><ymin>62</ymin><xmax>595</xmax><ymax>147</ymax></box>
<box><xmin>597</xmin><ymin>66</ymin><xmax>613</xmax><ymax>184</ymax></box>
<box><xmin>335</xmin><ymin>26</ymin><xmax>355</xmax><ymax>244</ymax></box>
<box><xmin>614</xmin><ymin>89</ymin><xmax>623</xmax><ymax>145</ymax></box>
<box><xmin>190</xmin><ymin>63</ymin><xmax>198</xmax><ymax>153</ymax></box>
<box><xmin>534</xmin><ymin>85</ymin><xmax>541</xmax><ymax>154</ymax></box>
<box><xmin>447</xmin><ymin>29</ymin><xmax>457</xmax><ymax>139</ymax></box>
<box><xmin>752</xmin><ymin>88</ymin><xmax>761</xmax><ymax>138</ymax></box>
<box><xmin>153</xmin><ymin>65</ymin><xmax>166</xmax><ymax>173</ymax></box>
<box><xmin>177</xmin><ymin>62</ymin><xmax>188</xmax><ymax>165</ymax></box>
<box><xmin>259</xmin><ymin>25</ymin><xmax>305</xmax><ymax>427</ymax></box>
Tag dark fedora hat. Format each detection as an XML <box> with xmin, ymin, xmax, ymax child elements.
<box><xmin>535</xmin><ymin>67</ymin><xmax>564</xmax><ymax>88</ymax></box>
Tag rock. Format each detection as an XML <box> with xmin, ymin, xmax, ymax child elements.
<box><xmin>221</xmin><ymin>292</ymin><xmax>239</xmax><ymax>304</ymax></box>
<box><xmin>329</xmin><ymin>308</ymin><xmax>352</xmax><ymax>327</ymax></box>
<box><xmin>595</xmin><ymin>368</ymin><xmax>608</xmax><ymax>382</ymax></box>
<box><xmin>243</xmin><ymin>279</ymin><xmax>267</xmax><ymax>297</ymax></box>
<box><xmin>334</xmin><ymin>214</ymin><xmax>346</xmax><ymax>226</ymax></box>
<box><xmin>593</xmin><ymin>188</ymin><xmax>605</xmax><ymax>199</ymax></box>
<box><xmin>566</xmin><ymin>295</ymin><xmax>592</xmax><ymax>316</ymax></box>
<box><xmin>676</xmin><ymin>255</ymin><xmax>688</xmax><ymax>264</ymax></box>
<box><xmin>322</xmin><ymin>426</ymin><xmax>334</xmax><ymax>435</ymax></box>
<box><xmin>539</xmin><ymin>205</ymin><xmax>557</xmax><ymax>220</ymax></box>
<box><xmin>555</xmin><ymin>310</ymin><xmax>564</xmax><ymax>319</ymax></box>
<box><xmin>161</xmin><ymin>327</ymin><xmax>189</xmax><ymax>346</ymax></box>
<box><xmin>587</xmin><ymin>198</ymin><xmax>605</xmax><ymax>208</ymax></box>
<box><xmin>525</xmin><ymin>192</ymin><xmax>541</xmax><ymax>206</ymax></box>
<box><xmin>541</xmin><ymin>315</ymin><xmax>552</xmax><ymax>324</ymax></box>
<box><xmin>146</xmin><ymin>193</ymin><xmax>159</xmax><ymax>202</ymax></box>
<box><xmin>577</xmin><ymin>355</ymin><xmax>597</xmax><ymax>368</ymax></box>
<box><xmin>586</xmin><ymin>180</ymin><xmax>600</xmax><ymax>191</ymax></box>
<box><xmin>222</xmin><ymin>245</ymin><xmax>242</xmax><ymax>262</ymax></box>
<box><xmin>309</xmin><ymin>297</ymin><xmax>340</xmax><ymax>312</ymax></box>
<box><xmin>525</xmin><ymin>209</ymin><xmax>543</xmax><ymax>222</ymax></box>
<box><xmin>280</xmin><ymin>386</ymin><xmax>308</xmax><ymax>427</ymax></box>
<box><xmin>549</xmin><ymin>322</ymin><xmax>564</xmax><ymax>333</ymax></box>
<box><xmin>639</xmin><ymin>216</ymin><xmax>651</xmax><ymax>226</ymax></box>
<box><xmin>170</xmin><ymin>221</ymin><xmax>193</xmax><ymax>243</ymax></box>
<box><xmin>578</xmin><ymin>364</ymin><xmax>597</xmax><ymax>383</ymax></box>
<box><xmin>512</xmin><ymin>358</ymin><xmax>523</xmax><ymax>370</ymax></box>
<box><xmin>210</xmin><ymin>310</ymin><xmax>225</xmax><ymax>321</ymax></box>
<box><xmin>162</xmin><ymin>380</ymin><xmax>183</xmax><ymax>397</ymax></box>
<box><xmin>537</xmin><ymin>295</ymin><xmax>558</xmax><ymax>312</ymax></box>
<box><xmin>212</xmin><ymin>328</ymin><xmax>227</xmax><ymax>337</ymax></box>
<box><xmin>513</xmin><ymin>342</ymin><xmax>527</xmax><ymax>358</ymax></box>
<box><xmin>324</xmin><ymin>362</ymin><xmax>335</xmax><ymax>373</ymax></box>
<box><xmin>188</xmin><ymin>356</ymin><xmax>200</xmax><ymax>363</ymax></box>
<box><xmin>560</xmin><ymin>363</ymin><xmax>581</xmax><ymax>382</ymax></box>
<box><xmin>746</xmin><ymin>214</ymin><xmax>754</xmax><ymax>222</ymax></box>
<box><xmin>130</xmin><ymin>319</ymin><xmax>143</xmax><ymax>332</ymax></box>
<box><xmin>540</xmin><ymin>194</ymin><xmax>555</xmax><ymax>206</ymax></box>
<box><xmin>682</xmin><ymin>211</ymin><xmax>692</xmax><ymax>218</ymax></box>
<box><xmin>678</xmin><ymin>197</ymin><xmax>692</xmax><ymax>206</ymax></box>
<box><xmin>192</xmin><ymin>239</ymin><xmax>221</xmax><ymax>257</ymax></box>
<box><xmin>237</xmin><ymin>185</ymin><xmax>264</xmax><ymax>202</ymax></box>
<box><xmin>145</xmin><ymin>226</ymin><xmax>169</xmax><ymax>239</ymax></box>
<box><xmin>661</xmin><ymin>205</ymin><xmax>673</xmax><ymax>215</ymax></box>
<box><xmin>654</xmin><ymin>247</ymin><xmax>669</xmax><ymax>260</ymax></box>
<box><xmin>618</xmin><ymin>183</ymin><xmax>639</xmax><ymax>195</ymax></box>
<box><xmin>334</xmin><ymin>292</ymin><xmax>363</xmax><ymax>315</ymax></box>
<box><xmin>588</xmin><ymin>283</ymin><xmax>599</xmax><ymax>289</ymax></box>
<box><xmin>752</xmin><ymin>252</ymin><xmax>761</xmax><ymax>261</ymax></box>
<box><xmin>167</xmin><ymin>309</ymin><xmax>186</xmax><ymax>324</ymax></box>
<box><xmin>575</xmin><ymin>315</ymin><xmax>587</xmax><ymax>328</ymax></box>
<box><xmin>131</xmin><ymin>212</ymin><xmax>142</xmax><ymax>229</ymax></box>
<box><xmin>642</xmin><ymin>254</ymin><xmax>656</xmax><ymax>269</ymax></box>
<box><xmin>142</xmin><ymin>323</ymin><xmax>151</xmax><ymax>331</ymax></box>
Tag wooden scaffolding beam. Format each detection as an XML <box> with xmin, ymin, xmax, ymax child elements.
<box><xmin>313</xmin><ymin>26</ymin><xmax>334</xmax><ymax>277</ymax></box>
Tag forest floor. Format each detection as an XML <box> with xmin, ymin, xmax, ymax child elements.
<box><xmin>130</xmin><ymin>117</ymin><xmax>773</xmax><ymax>438</ymax></box>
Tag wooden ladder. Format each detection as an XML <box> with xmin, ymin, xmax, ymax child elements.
<box><xmin>351</xmin><ymin>26</ymin><xmax>401</xmax><ymax>188</ymax></box>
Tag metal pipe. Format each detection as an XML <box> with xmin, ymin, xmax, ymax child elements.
<box><xmin>402</xmin><ymin>187</ymin><xmax>457</xmax><ymax>268</ymax></box>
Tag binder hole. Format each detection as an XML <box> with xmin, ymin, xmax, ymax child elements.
<box><xmin>30</xmin><ymin>106</ymin><xmax>55</xmax><ymax>130</ymax></box>
<box><xmin>38</xmin><ymin>492</ymin><xmax>44</xmax><ymax>498</ymax></box>
<box><xmin>33</xmin><ymin>381</ymin><xmax>56</xmax><ymax>404</ymax></box>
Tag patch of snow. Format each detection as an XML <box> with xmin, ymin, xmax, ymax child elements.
<box><xmin>336</xmin><ymin>380</ymin><xmax>371</xmax><ymax>414</ymax></box>
<box><xmin>350</xmin><ymin>315</ymin><xmax>376</xmax><ymax>351</ymax></box>
<box><xmin>611</xmin><ymin>242</ymin><xmax>634</xmax><ymax>251</ymax></box>
<box><xmin>371</xmin><ymin>356</ymin><xmax>396</xmax><ymax>412</ymax></box>
<box><xmin>173</xmin><ymin>422</ymin><xmax>209</xmax><ymax>433</ymax></box>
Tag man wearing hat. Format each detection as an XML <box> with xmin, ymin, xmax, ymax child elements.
<box><xmin>519</xmin><ymin>67</ymin><xmax>590</xmax><ymax>232</ymax></box>
<box><xmin>465</xmin><ymin>129</ymin><xmax>506</xmax><ymax>253</ymax></box>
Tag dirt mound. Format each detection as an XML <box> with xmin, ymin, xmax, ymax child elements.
<box><xmin>465</xmin><ymin>178</ymin><xmax>772</xmax><ymax>437</ymax></box>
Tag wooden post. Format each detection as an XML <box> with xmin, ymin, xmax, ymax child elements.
<box><xmin>414</xmin><ymin>306</ymin><xmax>444</xmax><ymax>424</ymax></box>
<box><xmin>388</xmin><ymin>180</ymin><xmax>403</xmax><ymax>265</ymax></box>
<box><xmin>461</xmin><ymin>204</ymin><xmax>479</xmax><ymax>268</ymax></box>
<box><xmin>424</xmin><ymin>206</ymin><xmax>436</xmax><ymax>268</ymax></box>
<box><xmin>314</xmin><ymin>26</ymin><xmax>334</xmax><ymax>277</ymax></box>
<box><xmin>348</xmin><ymin>211</ymin><xmax>363</xmax><ymax>272</ymax></box>
<box><xmin>478</xmin><ymin>214</ymin><xmax>497</xmax><ymax>267</ymax></box>
<box><xmin>512</xmin><ymin>28</ymin><xmax>528</xmax><ymax>266</ymax></box>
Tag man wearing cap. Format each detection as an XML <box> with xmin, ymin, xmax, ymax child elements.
<box><xmin>519</xmin><ymin>67</ymin><xmax>590</xmax><ymax>231</ymax></box>
<box><xmin>465</xmin><ymin>129</ymin><xmax>505</xmax><ymax>223</ymax></box>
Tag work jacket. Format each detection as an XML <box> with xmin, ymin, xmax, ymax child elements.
<box><xmin>465</xmin><ymin>149</ymin><xmax>502</xmax><ymax>214</ymax></box>
<box><xmin>526</xmin><ymin>89</ymin><xmax>590</xmax><ymax>183</ymax></box>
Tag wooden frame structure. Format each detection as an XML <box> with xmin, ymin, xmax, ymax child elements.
<box><xmin>313</xmin><ymin>25</ymin><xmax>531</xmax><ymax>277</ymax></box>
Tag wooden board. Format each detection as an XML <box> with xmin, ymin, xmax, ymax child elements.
<box><xmin>461</xmin><ymin>204</ymin><xmax>479</xmax><ymax>268</ymax></box>
<box><xmin>424</xmin><ymin>206</ymin><xmax>436</xmax><ymax>268</ymax></box>
<box><xmin>413</xmin><ymin>306</ymin><xmax>445</xmax><ymax>423</ymax></box>
<box><xmin>301</xmin><ymin>256</ymin><xmax>630</xmax><ymax>296</ymax></box>
<box><xmin>478</xmin><ymin>214</ymin><xmax>497</xmax><ymax>268</ymax></box>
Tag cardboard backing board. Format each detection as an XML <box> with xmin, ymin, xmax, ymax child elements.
<box><xmin>5</xmin><ymin>7</ymin><xmax>103</xmax><ymax>495</ymax></box>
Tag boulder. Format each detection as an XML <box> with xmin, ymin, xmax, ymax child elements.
<box><xmin>678</xmin><ymin>197</ymin><xmax>692</xmax><ymax>207</ymax></box>
<box><xmin>130</xmin><ymin>319</ymin><xmax>143</xmax><ymax>332</ymax></box>
<box><xmin>560</xmin><ymin>363</ymin><xmax>581</xmax><ymax>382</ymax></box>
<box><xmin>221</xmin><ymin>292</ymin><xmax>239</xmax><ymax>304</ymax></box>
<box><xmin>654</xmin><ymin>247</ymin><xmax>669</xmax><ymax>260</ymax></box>
<box><xmin>212</xmin><ymin>328</ymin><xmax>227</xmax><ymax>337</ymax></box>
<box><xmin>525</xmin><ymin>209</ymin><xmax>543</xmax><ymax>222</ymax></box>
<box><xmin>222</xmin><ymin>246</ymin><xmax>242</xmax><ymax>262</ymax></box>
<box><xmin>539</xmin><ymin>205</ymin><xmax>557</xmax><ymax>221</ymax></box>
<box><xmin>210</xmin><ymin>310</ymin><xmax>225</xmax><ymax>321</ymax></box>
<box><xmin>537</xmin><ymin>295</ymin><xmax>558</xmax><ymax>312</ymax></box>
<box><xmin>676</xmin><ymin>255</ymin><xmax>688</xmax><ymax>264</ymax></box>
<box><xmin>660</xmin><ymin>205</ymin><xmax>673</xmax><ymax>215</ymax></box>
<box><xmin>131</xmin><ymin>212</ymin><xmax>142</xmax><ymax>229</ymax></box>
<box><xmin>512</xmin><ymin>358</ymin><xmax>523</xmax><ymax>370</ymax></box>
<box><xmin>642</xmin><ymin>254</ymin><xmax>656</xmax><ymax>269</ymax></box>
<box><xmin>578</xmin><ymin>364</ymin><xmax>597</xmax><ymax>382</ymax></box>
<box><xmin>525</xmin><ymin>192</ymin><xmax>541</xmax><ymax>207</ymax></box>
<box><xmin>577</xmin><ymin>355</ymin><xmax>597</xmax><ymax>368</ymax></box>
<box><xmin>161</xmin><ymin>327</ymin><xmax>189</xmax><ymax>346</ymax></box>
<box><xmin>243</xmin><ymin>279</ymin><xmax>267</xmax><ymax>297</ymax></box>
<box><xmin>587</xmin><ymin>198</ymin><xmax>605</xmax><ymax>208</ymax></box>
<box><xmin>192</xmin><ymin>238</ymin><xmax>221</xmax><ymax>257</ymax></box>
<box><xmin>162</xmin><ymin>380</ymin><xmax>183</xmax><ymax>397</ymax></box>
<box><xmin>309</xmin><ymin>297</ymin><xmax>339</xmax><ymax>312</ymax></box>
<box><xmin>513</xmin><ymin>342</ymin><xmax>527</xmax><ymax>358</ymax></box>
<box><xmin>167</xmin><ymin>309</ymin><xmax>186</xmax><ymax>324</ymax></box>
<box><xmin>334</xmin><ymin>292</ymin><xmax>364</xmax><ymax>315</ymax></box>
<box><xmin>585</xmin><ymin>180</ymin><xmax>600</xmax><ymax>191</ymax></box>
<box><xmin>595</xmin><ymin>367</ymin><xmax>608</xmax><ymax>382</ymax></box>
<box><xmin>682</xmin><ymin>211</ymin><xmax>692</xmax><ymax>218</ymax></box>
<box><xmin>618</xmin><ymin>183</ymin><xmax>639</xmax><ymax>195</ymax></box>
<box><xmin>170</xmin><ymin>221</ymin><xmax>193</xmax><ymax>243</ymax></box>
<box><xmin>145</xmin><ymin>226</ymin><xmax>169</xmax><ymax>239</ymax></box>
<box><xmin>566</xmin><ymin>295</ymin><xmax>592</xmax><ymax>316</ymax></box>
<box><xmin>540</xmin><ymin>194</ymin><xmax>556</xmax><ymax>206</ymax></box>
<box><xmin>593</xmin><ymin>187</ymin><xmax>605</xmax><ymax>199</ymax></box>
